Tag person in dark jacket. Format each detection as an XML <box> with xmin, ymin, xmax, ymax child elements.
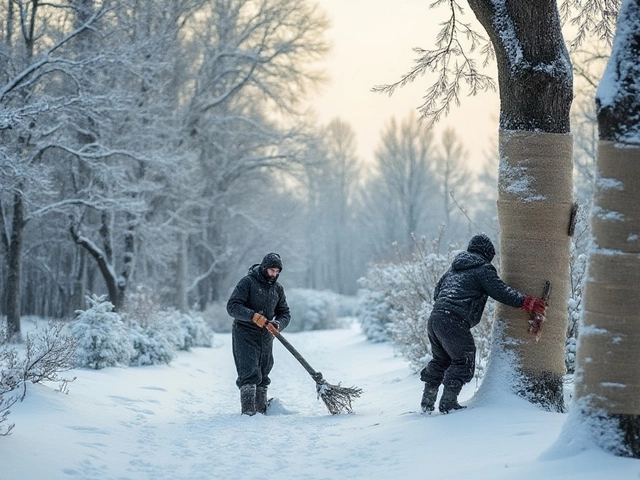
<box><xmin>420</xmin><ymin>234</ymin><xmax>546</xmax><ymax>414</ymax></box>
<box><xmin>227</xmin><ymin>252</ymin><xmax>291</xmax><ymax>415</ymax></box>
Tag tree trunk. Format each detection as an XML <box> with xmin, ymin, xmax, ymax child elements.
<box><xmin>177</xmin><ymin>232</ymin><xmax>189</xmax><ymax>313</ymax></box>
<box><xmin>469</xmin><ymin>0</ymin><xmax>574</xmax><ymax>411</ymax></box>
<box><xmin>573</xmin><ymin>0</ymin><xmax>640</xmax><ymax>457</ymax></box>
<box><xmin>5</xmin><ymin>190</ymin><xmax>25</xmax><ymax>342</ymax></box>
<box><xmin>494</xmin><ymin>131</ymin><xmax>573</xmax><ymax>411</ymax></box>
<box><xmin>70</xmin><ymin>248</ymin><xmax>87</xmax><ymax>317</ymax></box>
<box><xmin>70</xmin><ymin>223</ymin><xmax>123</xmax><ymax>312</ymax></box>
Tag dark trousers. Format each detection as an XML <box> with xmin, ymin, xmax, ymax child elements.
<box><xmin>420</xmin><ymin>309</ymin><xmax>476</xmax><ymax>393</ymax></box>
<box><xmin>232</xmin><ymin>321</ymin><xmax>274</xmax><ymax>389</ymax></box>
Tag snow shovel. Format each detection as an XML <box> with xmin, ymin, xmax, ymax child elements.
<box><xmin>269</xmin><ymin>328</ymin><xmax>362</xmax><ymax>414</ymax></box>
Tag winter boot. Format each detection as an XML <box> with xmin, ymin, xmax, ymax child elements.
<box><xmin>420</xmin><ymin>384</ymin><xmax>439</xmax><ymax>413</ymax></box>
<box><xmin>256</xmin><ymin>386</ymin><xmax>268</xmax><ymax>414</ymax></box>
<box><xmin>240</xmin><ymin>384</ymin><xmax>257</xmax><ymax>416</ymax></box>
<box><xmin>438</xmin><ymin>387</ymin><xmax>466</xmax><ymax>414</ymax></box>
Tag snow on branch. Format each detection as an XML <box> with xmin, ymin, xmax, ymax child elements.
<box><xmin>0</xmin><ymin>7</ymin><xmax>107</xmax><ymax>102</ymax></box>
<box><xmin>0</xmin><ymin>321</ymin><xmax>79</xmax><ymax>435</ymax></box>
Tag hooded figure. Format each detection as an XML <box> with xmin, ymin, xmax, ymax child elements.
<box><xmin>227</xmin><ymin>253</ymin><xmax>291</xmax><ymax>415</ymax></box>
<box><xmin>419</xmin><ymin>234</ymin><xmax>546</xmax><ymax>414</ymax></box>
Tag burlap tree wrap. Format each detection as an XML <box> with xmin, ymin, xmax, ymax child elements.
<box><xmin>496</xmin><ymin>131</ymin><xmax>573</xmax><ymax>376</ymax></box>
<box><xmin>576</xmin><ymin>141</ymin><xmax>640</xmax><ymax>415</ymax></box>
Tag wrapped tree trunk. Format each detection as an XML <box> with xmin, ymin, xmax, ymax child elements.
<box><xmin>572</xmin><ymin>0</ymin><xmax>640</xmax><ymax>457</ymax></box>
<box><xmin>468</xmin><ymin>0</ymin><xmax>574</xmax><ymax>411</ymax></box>
<box><xmin>495</xmin><ymin>131</ymin><xmax>573</xmax><ymax>410</ymax></box>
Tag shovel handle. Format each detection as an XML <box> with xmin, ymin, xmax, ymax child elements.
<box><xmin>270</xmin><ymin>330</ymin><xmax>320</xmax><ymax>380</ymax></box>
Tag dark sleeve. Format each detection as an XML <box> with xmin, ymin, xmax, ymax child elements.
<box><xmin>478</xmin><ymin>264</ymin><xmax>525</xmax><ymax>309</ymax></box>
<box><xmin>226</xmin><ymin>277</ymin><xmax>255</xmax><ymax>323</ymax></box>
<box><xmin>273</xmin><ymin>286</ymin><xmax>291</xmax><ymax>331</ymax></box>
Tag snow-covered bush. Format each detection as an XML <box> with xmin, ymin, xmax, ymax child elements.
<box><xmin>358</xmin><ymin>237</ymin><xmax>455</xmax><ymax>371</ymax></box>
<box><xmin>121</xmin><ymin>285</ymin><xmax>162</xmax><ymax>329</ymax></box>
<box><xmin>128</xmin><ymin>320</ymin><xmax>176</xmax><ymax>366</ymax></box>
<box><xmin>122</xmin><ymin>287</ymin><xmax>213</xmax><ymax>363</ymax></box>
<box><xmin>334</xmin><ymin>294</ymin><xmax>360</xmax><ymax>318</ymax></box>
<box><xmin>128</xmin><ymin>310</ymin><xmax>213</xmax><ymax>365</ymax></box>
<box><xmin>70</xmin><ymin>292</ymin><xmax>215</xmax><ymax>370</ymax></box>
<box><xmin>71</xmin><ymin>295</ymin><xmax>133</xmax><ymax>369</ymax></box>
<box><xmin>203</xmin><ymin>301</ymin><xmax>233</xmax><ymax>333</ymax></box>
<box><xmin>1</xmin><ymin>319</ymin><xmax>78</xmax><ymax>435</ymax></box>
<box><xmin>178</xmin><ymin>311</ymin><xmax>214</xmax><ymax>349</ymax></box>
<box><xmin>285</xmin><ymin>288</ymin><xmax>345</xmax><ymax>332</ymax></box>
<box><xmin>356</xmin><ymin>287</ymin><xmax>393</xmax><ymax>343</ymax></box>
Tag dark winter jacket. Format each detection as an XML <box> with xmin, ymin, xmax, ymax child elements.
<box><xmin>227</xmin><ymin>264</ymin><xmax>291</xmax><ymax>332</ymax></box>
<box><xmin>432</xmin><ymin>251</ymin><xmax>524</xmax><ymax>328</ymax></box>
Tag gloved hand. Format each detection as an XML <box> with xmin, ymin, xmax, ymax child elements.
<box><xmin>266</xmin><ymin>321</ymin><xmax>280</xmax><ymax>335</ymax></box>
<box><xmin>252</xmin><ymin>312</ymin><xmax>268</xmax><ymax>327</ymax></box>
<box><xmin>522</xmin><ymin>296</ymin><xmax>546</xmax><ymax>316</ymax></box>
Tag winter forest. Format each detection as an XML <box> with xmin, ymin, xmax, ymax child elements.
<box><xmin>2</xmin><ymin>0</ymin><xmax>640</xmax><ymax>463</ymax></box>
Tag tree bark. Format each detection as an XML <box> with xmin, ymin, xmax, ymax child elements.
<box><xmin>574</xmin><ymin>0</ymin><xmax>640</xmax><ymax>457</ymax></box>
<box><xmin>5</xmin><ymin>190</ymin><xmax>25</xmax><ymax>342</ymax></box>
<box><xmin>70</xmin><ymin>223</ymin><xmax>123</xmax><ymax>312</ymax></box>
<box><xmin>468</xmin><ymin>0</ymin><xmax>573</xmax><ymax>133</ymax></box>
<box><xmin>468</xmin><ymin>0</ymin><xmax>574</xmax><ymax>411</ymax></box>
<box><xmin>177</xmin><ymin>232</ymin><xmax>189</xmax><ymax>313</ymax></box>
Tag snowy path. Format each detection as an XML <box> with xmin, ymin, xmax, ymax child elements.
<box><xmin>4</xmin><ymin>322</ymin><xmax>639</xmax><ymax>480</ymax></box>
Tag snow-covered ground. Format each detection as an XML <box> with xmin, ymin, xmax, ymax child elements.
<box><xmin>2</xmin><ymin>319</ymin><xmax>639</xmax><ymax>480</ymax></box>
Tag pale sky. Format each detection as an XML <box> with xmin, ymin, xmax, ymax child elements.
<box><xmin>309</xmin><ymin>0</ymin><xmax>500</xmax><ymax>171</ymax></box>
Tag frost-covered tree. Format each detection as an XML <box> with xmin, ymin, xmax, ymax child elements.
<box><xmin>571</xmin><ymin>0</ymin><xmax>640</xmax><ymax>457</ymax></box>
<box><xmin>0</xmin><ymin>1</ymin><xmax>107</xmax><ymax>340</ymax></box>
<box><xmin>304</xmin><ymin>118</ymin><xmax>363</xmax><ymax>294</ymax></box>
<box><xmin>167</xmin><ymin>0</ymin><xmax>330</xmax><ymax>306</ymax></box>
<box><xmin>362</xmin><ymin>113</ymin><xmax>439</xmax><ymax>257</ymax></box>
<box><xmin>432</xmin><ymin>127</ymin><xmax>474</xmax><ymax>239</ymax></box>
<box><xmin>465</xmin><ymin>0</ymin><xmax>575</xmax><ymax>413</ymax></box>
<box><xmin>378</xmin><ymin>0</ymin><xmax>575</xmax><ymax>411</ymax></box>
<box><xmin>66</xmin><ymin>0</ymin><xmax>202</xmax><ymax>313</ymax></box>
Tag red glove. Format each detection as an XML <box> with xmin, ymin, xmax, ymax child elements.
<box><xmin>522</xmin><ymin>296</ymin><xmax>546</xmax><ymax>316</ymax></box>
<box><xmin>252</xmin><ymin>312</ymin><xmax>268</xmax><ymax>327</ymax></box>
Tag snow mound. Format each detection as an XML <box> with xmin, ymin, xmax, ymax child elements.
<box><xmin>266</xmin><ymin>398</ymin><xmax>297</xmax><ymax>415</ymax></box>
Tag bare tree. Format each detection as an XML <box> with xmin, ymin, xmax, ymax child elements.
<box><xmin>432</xmin><ymin>127</ymin><xmax>474</xmax><ymax>239</ymax></box>
<box><xmin>170</xmin><ymin>0</ymin><xmax>330</xmax><ymax>306</ymax></box>
<box><xmin>303</xmin><ymin>118</ymin><xmax>363</xmax><ymax>294</ymax></box>
<box><xmin>363</xmin><ymin>113</ymin><xmax>439</xmax><ymax>257</ymax></box>
<box><xmin>0</xmin><ymin>1</ymin><xmax>106</xmax><ymax>339</ymax></box>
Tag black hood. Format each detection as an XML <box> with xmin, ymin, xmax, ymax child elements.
<box><xmin>451</xmin><ymin>251</ymin><xmax>488</xmax><ymax>271</ymax></box>
<box><xmin>466</xmin><ymin>234</ymin><xmax>495</xmax><ymax>262</ymax></box>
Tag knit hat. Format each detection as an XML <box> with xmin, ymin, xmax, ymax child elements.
<box><xmin>260</xmin><ymin>252</ymin><xmax>282</xmax><ymax>271</ymax></box>
<box><xmin>467</xmin><ymin>234</ymin><xmax>495</xmax><ymax>261</ymax></box>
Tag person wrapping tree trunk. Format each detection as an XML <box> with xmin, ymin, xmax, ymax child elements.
<box><xmin>420</xmin><ymin>234</ymin><xmax>547</xmax><ymax>414</ymax></box>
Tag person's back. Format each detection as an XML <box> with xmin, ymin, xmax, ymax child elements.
<box><xmin>419</xmin><ymin>234</ymin><xmax>547</xmax><ymax>414</ymax></box>
<box><xmin>433</xmin><ymin>250</ymin><xmax>523</xmax><ymax>328</ymax></box>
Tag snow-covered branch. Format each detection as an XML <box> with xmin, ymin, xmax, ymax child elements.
<box><xmin>0</xmin><ymin>7</ymin><xmax>106</xmax><ymax>102</ymax></box>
